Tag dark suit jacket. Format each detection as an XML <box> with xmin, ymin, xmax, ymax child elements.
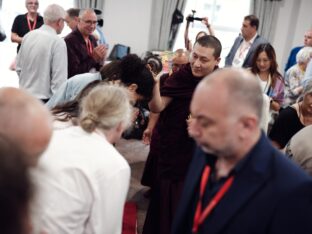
<box><xmin>284</xmin><ymin>46</ymin><xmax>303</xmax><ymax>72</ymax></box>
<box><xmin>225</xmin><ymin>34</ymin><xmax>268</xmax><ymax>68</ymax></box>
<box><xmin>172</xmin><ymin>133</ymin><xmax>312</xmax><ymax>234</ymax></box>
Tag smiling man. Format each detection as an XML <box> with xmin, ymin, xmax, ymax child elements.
<box><xmin>65</xmin><ymin>8</ymin><xmax>107</xmax><ymax>78</ymax></box>
<box><xmin>11</xmin><ymin>0</ymin><xmax>44</xmax><ymax>53</ymax></box>
<box><xmin>142</xmin><ymin>35</ymin><xmax>221</xmax><ymax>234</ymax></box>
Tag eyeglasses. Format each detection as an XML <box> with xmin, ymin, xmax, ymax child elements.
<box><xmin>81</xmin><ymin>19</ymin><xmax>98</xmax><ymax>26</ymax></box>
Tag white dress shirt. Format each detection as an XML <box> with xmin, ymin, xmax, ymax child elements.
<box><xmin>16</xmin><ymin>25</ymin><xmax>68</xmax><ymax>99</ymax></box>
<box><xmin>31</xmin><ymin>126</ymin><xmax>130</xmax><ymax>234</ymax></box>
<box><xmin>232</xmin><ymin>34</ymin><xmax>258</xmax><ymax>68</ymax></box>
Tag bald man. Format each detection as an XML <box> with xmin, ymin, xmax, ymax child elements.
<box><xmin>0</xmin><ymin>87</ymin><xmax>53</xmax><ymax>167</ymax></box>
<box><xmin>172</xmin><ymin>68</ymin><xmax>312</xmax><ymax>234</ymax></box>
<box><xmin>65</xmin><ymin>8</ymin><xmax>107</xmax><ymax>78</ymax></box>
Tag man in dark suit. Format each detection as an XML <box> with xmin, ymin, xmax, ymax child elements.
<box><xmin>172</xmin><ymin>68</ymin><xmax>312</xmax><ymax>234</ymax></box>
<box><xmin>225</xmin><ymin>15</ymin><xmax>267</xmax><ymax>68</ymax></box>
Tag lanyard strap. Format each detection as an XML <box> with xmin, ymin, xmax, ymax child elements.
<box><xmin>86</xmin><ymin>38</ymin><xmax>93</xmax><ymax>56</ymax></box>
<box><xmin>192</xmin><ymin>165</ymin><xmax>234</xmax><ymax>233</ymax></box>
<box><xmin>238</xmin><ymin>41</ymin><xmax>250</xmax><ymax>58</ymax></box>
<box><xmin>27</xmin><ymin>14</ymin><xmax>37</xmax><ymax>31</ymax></box>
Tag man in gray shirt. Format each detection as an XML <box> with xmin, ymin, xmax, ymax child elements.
<box><xmin>16</xmin><ymin>4</ymin><xmax>67</xmax><ymax>103</ymax></box>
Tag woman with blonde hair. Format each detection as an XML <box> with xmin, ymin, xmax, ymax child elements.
<box><xmin>32</xmin><ymin>84</ymin><xmax>132</xmax><ymax>234</ymax></box>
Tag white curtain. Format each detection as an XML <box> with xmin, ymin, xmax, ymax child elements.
<box><xmin>148</xmin><ymin>0</ymin><xmax>186</xmax><ymax>51</ymax></box>
<box><xmin>250</xmin><ymin>0</ymin><xmax>282</xmax><ymax>42</ymax></box>
<box><xmin>74</xmin><ymin>0</ymin><xmax>104</xmax><ymax>11</ymax></box>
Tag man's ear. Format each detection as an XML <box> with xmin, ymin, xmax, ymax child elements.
<box><xmin>128</xmin><ymin>83</ymin><xmax>138</xmax><ymax>92</ymax></box>
<box><xmin>238</xmin><ymin>115</ymin><xmax>258</xmax><ymax>140</ymax></box>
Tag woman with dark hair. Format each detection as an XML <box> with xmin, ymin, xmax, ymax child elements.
<box><xmin>250</xmin><ymin>43</ymin><xmax>284</xmax><ymax>112</ymax></box>
<box><xmin>46</xmin><ymin>53</ymin><xmax>154</xmax><ymax>109</ymax></box>
<box><xmin>51</xmin><ymin>55</ymin><xmax>155</xmax><ymax>141</ymax></box>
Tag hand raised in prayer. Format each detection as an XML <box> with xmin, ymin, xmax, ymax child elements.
<box><xmin>92</xmin><ymin>44</ymin><xmax>107</xmax><ymax>62</ymax></box>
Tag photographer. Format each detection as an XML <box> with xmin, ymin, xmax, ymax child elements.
<box><xmin>184</xmin><ymin>12</ymin><xmax>214</xmax><ymax>51</ymax></box>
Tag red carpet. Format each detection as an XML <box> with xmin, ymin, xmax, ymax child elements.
<box><xmin>122</xmin><ymin>202</ymin><xmax>137</xmax><ymax>234</ymax></box>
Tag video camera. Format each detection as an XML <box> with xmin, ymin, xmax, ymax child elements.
<box><xmin>186</xmin><ymin>10</ymin><xmax>203</xmax><ymax>22</ymax></box>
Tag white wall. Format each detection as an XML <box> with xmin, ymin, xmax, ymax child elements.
<box><xmin>101</xmin><ymin>0</ymin><xmax>312</xmax><ymax>69</ymax></box>
<box><xmin>271</xmin><ymin>0</ymin><xmax>312</xmax><ymax>71</ymax></box>
<box><xmin>102</xmin><ymin>0</ymin><xmax>153</xmax><ymax>57</ymax></box>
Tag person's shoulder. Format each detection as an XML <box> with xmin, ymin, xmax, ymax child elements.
<box><xmin>71</xmin><ymin>72</ymin><xmax>100</xmax><ymax>81</ymax></box>
<box><xmin>280</xmin><ymin>106</ymin><xmax>297</xmax><ymax>115</ymax></box>
<box><xmin>272</xmin><ymin>149</ymin><xmax>312</xmax><ymax>186</ymax></box>
<box><xmin>234</xmin><ymin>35</ymin><xmax>243</xmax><ymax>42</ymax></box>
<box><xmin>15</xmin><ymin>14</ymin><xmax>27</xmax><ymax>20</ymax></box>
<box><xmin>290</xmin><ymin>46</ymin><xmax>303</xmax><ymax>55</ymax></box>
<box><xmin>256</xmin><ymin>35</ymin><xmax>268</xmax><ymax>43</ymax></box>
<box><xmin>64</xmin><ymin>30</ymin><xmax>77</xmax><ymax>42</ymax></box>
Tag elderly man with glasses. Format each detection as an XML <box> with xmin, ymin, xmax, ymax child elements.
<box><xmin>65</xmin><ymin>8</ymin><xmax>107</xmax><ymax>78</ymax></box>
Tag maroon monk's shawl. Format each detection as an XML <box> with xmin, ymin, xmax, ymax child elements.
<box><xmin>161</xmin><ymin>64</ymin><xmax>203</xmax><ymax>98</ymax></box>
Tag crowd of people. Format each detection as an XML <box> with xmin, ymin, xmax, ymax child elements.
<box><xmin>1</xmin><ymin>1</ymin><xmax>312</xmax><ymax>234</ymax></box>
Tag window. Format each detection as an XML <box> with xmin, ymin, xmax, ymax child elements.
<box><xmin>173</xmin><ymin>0</ymin><xmax>250</xmax><ymax>66</ymax></box>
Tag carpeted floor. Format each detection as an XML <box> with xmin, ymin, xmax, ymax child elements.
<box><xmin>116</xmin><ymin>138</ymin><xmax>150</xmax><ymax>234</ymax></box>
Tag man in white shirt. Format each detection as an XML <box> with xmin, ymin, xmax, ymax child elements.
<box><xmin>16</xmin><ymin>4</ymin><xmax>67</xmax><ymax>103</ymax></box>
<box><xmin>225</xmin><ymin>15</ymin><xmax>268</xmax><ymax>68</ymax></box>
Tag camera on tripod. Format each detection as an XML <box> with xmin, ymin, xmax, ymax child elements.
<box><xmin>186</xmin><ymin>10</ymin><xmax>203</xmax><ymax>22</ymax></box>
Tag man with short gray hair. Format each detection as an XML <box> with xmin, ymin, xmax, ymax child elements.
<box><xmin>16</xmin><ymin>4</ymin><xmax>67</xmax><ymax>103</ymax></box>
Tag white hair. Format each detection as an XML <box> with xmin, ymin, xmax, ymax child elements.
<box><xmin>296</xmin><ymin>47</ymin><xmax>312</xmax><ymax>64</ymax></box>
<box><xmin>43</xmin><ymin>4</ymin><xmax>66</xmax><ymax>23</ymax></box>
<box><xmin>79</xmin><ymin>84</ymin><xmax>132</xmax><ymax>133</ymax></box>
<box><xmin>78</xmin><ymin>8</ymin><xmax>95</xmax><ymax>19</ymax></box>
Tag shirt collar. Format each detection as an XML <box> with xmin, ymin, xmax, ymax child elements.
<box><xmin>245</xmin><ymin>33</ymin><xmax>258</xmax><ymax>44</ymax></box>
<box><xmin>204</xmin><ymin>135</ymin><xmax>262</xmax><ymax>178</ymax></box>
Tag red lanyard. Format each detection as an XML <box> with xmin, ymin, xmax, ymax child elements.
<box><xmin>192</xmin><ymin>165</ymin><xmax>234</xmax><ymax>233</ymax></box>
<box><xmin>86</xmin><ymin>39</ymin><xmax>93</xmax><ymax>56</ymax></box>
<box><xmin>27</xmin><ymin>14</ymin><xmax>37</xmax><ymax>31</ymax></box>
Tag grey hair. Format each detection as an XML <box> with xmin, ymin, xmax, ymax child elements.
<box><xmin>43</xmin><ymin>4</ymin><xmax>66</xmax><ymax>23</ymax></box>
<box><xmin>303</xmin><ymin>79</ymin><xmax>312</xmax><ymax>96</ymax></box>
<box><xmin>79</xmin><ymin>84</ymin><xmax>132</xmax><ymax>133</ymax></box>
<box><xmin>25</xmin><ymin>0</ymin><xmax>38</xmax><ymax>6</ymax></box>
<box><xmin>296</xmin><ymin>47</ymin><xmax>312</xmax><ymax>64</ymax></box>
<box><xmin>78</xmin><ymin>8</ymin><xmax>95</xmax><ymax>19</ymax></box>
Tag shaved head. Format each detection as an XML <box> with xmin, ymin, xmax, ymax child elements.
<box><xmin>0</xmin><ymin>88</ymin><xmax>53</xmax><ymax>167</ymax></box>
<box><xmin>199</xmin><ymin>67</ymin><xmax>263</xmax><ymax>120</ymax></box>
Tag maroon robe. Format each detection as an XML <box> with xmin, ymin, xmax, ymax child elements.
<box><xmin>142</xmin><ymin>63</ymin><xmax>203</xmax><ymax>234</ymax></box>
